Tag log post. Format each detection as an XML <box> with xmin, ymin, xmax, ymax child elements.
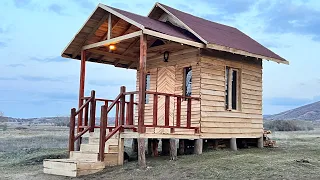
<box><xmin>69</xmin><ymin>108</ymin><xmax>76</xmax><ymax>152</ymax></box>
<box><xmin>89</xmin><ymin>90</ymin><xmax>96</xmax><ymax>132</ymax></box>
<box><xmin>170</xmin><ymin>139</ymin><xmax>177</xmax><ymax>160</ymax></box>
<box><xmin>194</xmin><ymin>139</ymin><xmax>203</xmax><ymax>155</ymax></box>
<box><xmin>230</xmin><ymin>138</ymin><xmax>237</xmax><ymax>151</ymax></box>
<box><xmin>178</xmin><ymin>139</ymin><xmax>185</xmax><ymax>155</ymax></box>
<box><xmin>119</xmin><ymin>86</ymin><xmax>126</xmax><ymax>128</ymax></box>
<box><xmin>78</xmin><ymin>50</ymin><xmax>86</xmax><ymax>132</ymax></box>
<box><xmin>137</xmin><ymin>34</ymin><xmax>147</xmax><ymax>168</ymax></box>
<box><xmin>98</xmin><ymin>105</ymin><xmax>107</xmax><ymax>161</ymax></box>
<box><xmin>257</xmin><ymin>136</ymin><xmax>264</xmax><ymax>148</ymax></box>
<box><xmin>138</xmin><ymin>138</ymin><xmax>146</xmax><ymax>168</ymax></box>
<box><xmin>152</xmin><ymin>139</ymin><xmax>159</xmax><ymax>156</ymax></box>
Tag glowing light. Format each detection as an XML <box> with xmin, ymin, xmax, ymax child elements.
<box><xmin>109</xmin><ymin>45</ymin><xmax>116</xmax><ymax>50</ymax></box>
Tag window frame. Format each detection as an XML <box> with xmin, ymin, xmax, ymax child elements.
<box><xmin>225</xmin><ymin>66</ymin><xmax>241</xmax><ymax>111</ymax></box>
<box><xmin>183</xmin><ymin>66</ymin><xmax>192</xmax><ymax>97</ymax></box>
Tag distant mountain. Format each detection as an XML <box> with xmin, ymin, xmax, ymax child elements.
<box><xmin>265</xmin><ymin>101</ymin><xmax>320</xmax><ymax>121</ymax></box>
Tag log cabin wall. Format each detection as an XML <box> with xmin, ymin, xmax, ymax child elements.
<box><xmin>199</xmin><ymin>50</ymin><xmax>263</xmax><ymax>139</ymax></box>
<box><xmin>135</xmin><ymin>47</ymin><xmax>201</xmax><ymax>134</ymax></box>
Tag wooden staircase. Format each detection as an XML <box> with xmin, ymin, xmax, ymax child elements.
<box><xmin>43</xmin><ymin>132</ymin><xmax>122</xmax><ymax>177</ymax></box>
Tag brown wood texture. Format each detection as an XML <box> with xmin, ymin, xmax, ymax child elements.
<box><xmin>99</xmin><ymin>105</ymin><xmax>107</xmax><ymax>161</ymax></box>
<box><xmin>69</xmin><ymin>108</ymin><xmax>76</xmax><ymax>152</ymax></box>
<box><xmin>78</xmin><ymin>50</ymin><xmax>86</xmax><ymax>133</ymax></box>
<box><xmin>138</xmin><ymin>34</ymin><xmax>147</xmax><ymax>133</ymax></box>
<box><xmin>169</xmin><ymin>139</ymin><xmax>177</xmax><ymax>160</ymax></box>
<box><xmin>138</xmin><ymin>138</ymin><xmax>146</xmax><ymax>169</ymax></box>
<box><xmin>89</xmin><ymin>90</ymin><xmax>96</xmax><ymax>132</ymax></box>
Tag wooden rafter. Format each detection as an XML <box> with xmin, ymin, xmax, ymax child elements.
<box><xmin>101</xmin><ymin>18</ymin><xmax>121</xmax><ymax>41</ymax></box>
<box><xmin>87</xmin><ymin>49</ymin><xmax>137</xmax><ymax>62</ymax></box>
<box><xmin>82</xmin><ymin>31</ymin><xmax>142</xmax><ymax>50</ymax></box>
<box><xmin>122</xmin><ymin>38</ymin><xmax>139</xmax><ymax>55</ymax></box>
<box><xmin>72</xmin><ymin>13</ymin><xmax>109</xmax><ymax>58</ymax></box>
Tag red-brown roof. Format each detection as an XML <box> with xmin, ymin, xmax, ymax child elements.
<box><xmin>105</xmin><ymin>5</ymin><xmax>199</xmax><ymax>42</ymax></box>
<box><xmin>156</xmin><ymin>3</ymin><xmax>286</xmax><ymax>62</ymax></box>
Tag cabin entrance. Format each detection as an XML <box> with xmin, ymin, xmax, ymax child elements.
<box><xmin>156</xmin><ymin>66</ymin><xmax>175</xmax><ymax>127</ymax></box>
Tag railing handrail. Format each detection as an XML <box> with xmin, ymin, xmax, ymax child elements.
<box><xmin>124</xmin><ymin>91</ymin><xmax>200</xmax><ymax>100</ymax></box>
<box><xmin>75</xmin><ymin>96</ymin><xmax>93</xmax><ymax>115</ymax></box>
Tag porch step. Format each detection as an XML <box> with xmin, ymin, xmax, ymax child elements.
<box><xmin>43</xmin><ymin>159</ymin><xmax>105</xmax><ymax>177</ymax></box>
<box><xmin>81</xmin><ymin>144</ymin><xmax>119</xmax><ymax>153</ymax></box>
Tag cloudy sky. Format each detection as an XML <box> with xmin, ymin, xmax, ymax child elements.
<box><xmin>0</xmin><ymin>0</ymin><xmax>319</xmax><ymax>118</ymax></box>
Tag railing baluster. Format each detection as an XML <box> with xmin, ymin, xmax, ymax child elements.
<box><xmin>84</xmin><ymin>102</ymin><xmax>89</xmax><ymax>126</ymax></box>
<box><xmin>153</xmin><ymin>94</ymin><xmax>158</xmax><ymax>126</ymax></box>
<box><xmin>176</xmin><ymin>97</ymin><xmax>181</xmax><ymax>127</ymax></box>
<box><xmin>129</xmin><ymin>94</ymin><xmax>134</xmax><ymax>125</ymax></box>
<box><xmin>115</xmin><ymin>102</ymin><xmax>119</xmax><ymax>127</ymax></box>
<box><xmin>99</xmin><ymin>105</ymin><xmax>107</xmax><ymax>162</ymax></box>
<box><xmin>89</xmin><ymin>90</ymin><xmax>96</xmax><ymax>132</ymax></box>
<box><xmin>119</xmin><ymin>86</ymin><xmax>126</xmax><ymax>132</ymax></box>
<box><xmin>187</xmin><ymin>98</ymin><xmax>192</xmax><ymax>128</ymax></box>
<box><xmin>165</xmin><ymin>95</ymin><xmax>170</xmax><ymax>127</ymax></box>
<box><xmin>69</xmin><ymin>108</ymin><xmax>76</xmax><ymax>152</ymax></box>
<box><xmin>126</xmin><ymin>102</ymin><xmax>129</xmax><ymax>125</ymax></box>
<box><xmin>105</xmin><ymin>100</ymin><xmax>108</xmax><ymax>127</ymax></box>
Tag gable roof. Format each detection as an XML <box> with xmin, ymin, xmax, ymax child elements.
<box><xmin>149</xmin><ymin>3</ymin><xmax>288</xmax><ymax>64</ymax></box>
<box><xmin>62</xmin><ymin>3</ymin><xmax>288</xmax><ymax>65</ymax></box>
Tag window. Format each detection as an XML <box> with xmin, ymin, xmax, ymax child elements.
<box><xmin>183</xmin><ymin>67</ymin><xmax>192</xmax><ymax>97</ymax></box>
<box><xmin>225</xmin><ymin>67</ymin><xmax>240</xmax><ymax>110</ymax></box>
<box><xmin>145</xmin><ymin>74</ymin><xmax>150</xmax><ymax>104</ymax></box>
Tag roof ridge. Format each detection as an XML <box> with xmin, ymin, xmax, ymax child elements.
<box><xmin>157</xmin><ymin>3</ymin><xmax>239</xmax><ymax>32</ymax></box>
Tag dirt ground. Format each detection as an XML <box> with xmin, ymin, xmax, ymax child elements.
<box><xmin>1</xmin><ymin>126</ymin><xmax>320</xmax><ymax>180</ymax></box>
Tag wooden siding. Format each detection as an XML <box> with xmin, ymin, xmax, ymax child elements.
<box><xmin>135</xmin><ymin>48</ymin><xmax>201</xmax><ymax>135</ymax></box>
<box><xmin>199</xmin><ymin>55</ymin><xmax>263</xmax><ymax>138</ymax></box>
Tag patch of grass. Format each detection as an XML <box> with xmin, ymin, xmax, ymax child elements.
<box><xmin>264</xmin><ymin>120</ymin><xmax>314</xmax><ymax>131</ymax></box>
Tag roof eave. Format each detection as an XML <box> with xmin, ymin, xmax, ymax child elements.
<box><xmin>206</xmin><ymin>43</ymin><xmax>289</xmax><ymax>65</ymax></box>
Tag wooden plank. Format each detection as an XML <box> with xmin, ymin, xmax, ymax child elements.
<box><xmin>86</xmin><ymin>49</ymin><xmax>137</xmax><ymax>62</ymax></box>
<box><xmin>82</xmin><ymin>31</ymin><xmax>143</xmax><ymax>50</ymax></box>
<box><xmin>165</xmin><ymin>95</ymin><xmax>170</xmax><ymax>126</ymax></box>
<box><xmin>143</xmin><ymin>29</ymin><xmax>204</xmax><ymax>48</ymax></box>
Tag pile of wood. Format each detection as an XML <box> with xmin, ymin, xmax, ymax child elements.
<box><xmin>263</xmin><ymin>130</ymin><xmax>277</xmax><ymax>147</ymax></box>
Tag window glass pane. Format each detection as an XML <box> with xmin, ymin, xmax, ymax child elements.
<box><xmin>185</xmin><ymin>67</ymin><xmax>192</xmax><ymax>96</ymax></box>
<box><xmin>225</xmin><ymin>67</ymin><xmax>229</xmax><ymax>109</ymax></box>
<box><xmin>231</xmin><ymin>70</ymin><xmax>237</xmax><ymax>110</ymax></box>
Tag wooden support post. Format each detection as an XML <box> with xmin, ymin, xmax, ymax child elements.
<box><xmin>132</xmin><ymin>139</ymin><xmax>138</xmax><ymax>152</ymax></box>
<box><xmin>89</xmin><ymin>90</ymin><xmax>96</xmax><ymax>132</ymax></box>
<box><xmin>78</xmin><ymin>50</ymin><xmax>86</xmax><ymax>133</ymax></box>
<box><xmin>153</xmin><ymin>94</ymin><xmax>158</xmax><ymax>126</ymax></box>
<box><xmin>125</xmin><ymin>102</ymin><xmax>129</xmax><ymax>125</ymax></box>
<box><xmin>164</xmin><ymin>95</ymin><xmax>170</xmax><ymax>127</ymax></box>
<box><xmin>230</xmin><ymin>138</ymin><xmax>237</xmax><ymax>151</ymax></box>
<box><xmin>107</xmin><ymin>13</ymin><xmax>112</xmax><ymax>40</ymax></box>
<box><xmin>162</xmin><ymin>139</ymin><xmax>170</xmax><ymax>155</ymax></box>
<box><xmin>170</xmin><ymin>139</ymin><xmax>177</xmax><ymax>160</ymax></box>
<box><xmin>257</xmin><ymin>136</ymin><xmax>264</xmax><ymax>149</ymax></box>
<box><xmin>152</xmin><ymin>139</ymin><xmax>159</xmax><ymax>156</ymax></box>
<box><xmin>213</xmin><ymin>140</ymin><xmax>219</xmax><ymax>150</ymax></box>
<box><xmin>194</xmin><ymin>139</ymin><xmax>203</xmax><ymax>155</ymax></box>
<box><xmin>178</xmin><ymin>139</ymin><xmax>185</xmax><ymax>155</ymax></box>
<box><xmin>119</xmin><ymin>86</ymin><xmax>126</xmax><ymax>129</ymax></box>
<box><xmin>186</xmin><ymin>98</ymin><xmax>191</xmax><ymax>128</ymax></box>
<box><xmin>138</xmin><ymin>34</ymin><xmax>147</xmax><ymax>134</ymax></box>
<box><xmin>138</xmin><ymin>138</ymin><xmax>146</xmax><ymax>169</ymax></box>
<box><xmin>99</xmin><ymin>105</ymin><xmax>107</xmax><ymax>161</ymax></box>
<box><xmin>69</xmin><ymin>108</ymin><xmax>76</xmax><ymax>152</ymax></box>
<box><xmin>118</xmin><ymin>137</ymin><xmax>124</xmax><ymax>165</ymax></box>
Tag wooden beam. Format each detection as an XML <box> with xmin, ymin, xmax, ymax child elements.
<box><xmin>82</xmin><ymin>31</ymin><xmax>143</xmax><ymax>50</ymax></box>
<box><xmin>143</xmin><ymin>29</ymin><xmax>204</xmax><ymax>48</ymax></box>
<box><xmin>86</xmin><ymin>49</ymin><xmax>137</xmax><ymax>62</ymax></box>
<box><xmin>107</xmin><ymin>13</ymin><xmax>112</xmax><ymax>40</ymax></box>
<box><xmin>78</xmin><ymin>50</ymin><xmax>86</xmax><ymax>132</ymax></box>
<box><xmin>148</xmin><ymin>43</ymin><xmax>180</xmax><ymax>52</ymax></box>
<box><xmin>101</xmin><ymin>18</ymin><xmax>121</xmax><ymax>41</ymax></box>
<box><xmin>206</xmin><ymin>43</ymin><xmax>289</xmax><ymax>65</ymax></box>
<box><xmin>72</xmin><ymin>13</ymin><xmax>109</xmax><ymax>58</ymax></box>
<box><xmin>138</xmin><ymin>34</ymin><xmax>147</xmax><ymax>169</ymax></box>
<box><xmin>113</xmin><ymin>59</ymin><xmax>120</xmax><ymax>66</ymax></box>
<box><xmin>122</xmin><ymin>38</ymin><xmax>139</xmax><ymax>55</ymax></box>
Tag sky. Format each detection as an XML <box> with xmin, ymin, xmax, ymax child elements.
<box><xmin>0</xmin><ymin>0</ymin><xmax>319</xmax><ymax>118</ymax></box>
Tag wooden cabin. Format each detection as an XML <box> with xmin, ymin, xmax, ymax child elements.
<box><xmin>43</xmin><ymin>3</ymin><xmax>288</xmax><ymax>177</ymax></box>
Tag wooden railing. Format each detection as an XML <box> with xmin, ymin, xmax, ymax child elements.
<box><xmin>69</xmin><ymin>86</ymin><xmax>200</xmax><ymax>160</ymax></box>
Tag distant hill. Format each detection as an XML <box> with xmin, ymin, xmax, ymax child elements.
<box><xmin>265</xmin><ymin>101</ymin><xmax>320</xmax><ymax>121</ymax></box>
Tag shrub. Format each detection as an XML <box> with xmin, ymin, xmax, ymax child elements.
<box><xmin>264</xmin><ymin>120</ymin><xmax>314</xmax><ymax>131</ymax></box>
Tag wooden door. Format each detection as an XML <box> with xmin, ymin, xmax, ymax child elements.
<box><xmin>156</xmin><ymin>66</ymin><xmax>175</xmax><ymax>127</ymax></box>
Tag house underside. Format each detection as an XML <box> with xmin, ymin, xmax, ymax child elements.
<box><xmin>43</xmin><ymin>3</ymin><xmax>288</xmax><ymax>177</ymax></box>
